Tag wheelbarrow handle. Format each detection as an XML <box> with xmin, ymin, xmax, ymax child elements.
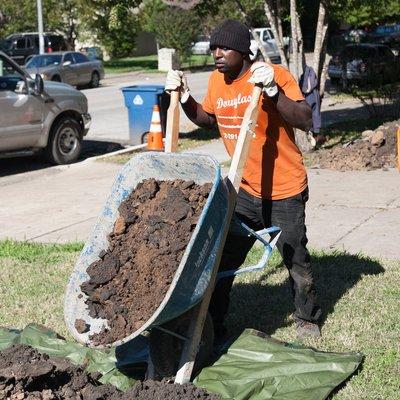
<box><xmin>217</xmin><ymin>224</ymin><xmax>281</xmax><ymax>281</ymax></box>
<box><xmin>165</xmin><ymin>90</ymin><xmax>180</xmax><ymax>153</ymax></box>
<box><xmin>228</xmin><ymin>85</ymin><xmax>263</xmax><ymax>193</ymax></box>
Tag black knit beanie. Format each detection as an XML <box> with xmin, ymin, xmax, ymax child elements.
<box><xmin>210</xmin><ymin>19</ymin><xmax>253</xmax><ymax>55</ymax></box>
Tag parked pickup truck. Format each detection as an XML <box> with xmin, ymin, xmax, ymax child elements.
<box><xmin>0</xmin><ymin>51</ymin><xmax>91</xmax><ymax>164</ymax></box>
<box><xmin>249</xmin><ymin>27</ymin><xmax>290</xmax><ymax>64</ymax></box>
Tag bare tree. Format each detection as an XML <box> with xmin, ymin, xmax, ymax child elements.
<box><xmin>312</xmin><ymin>0</ymin><xmax>329</xmax><ymax>80</ymax></box>
<box><xmin>290</xmin><ymin>0</ymin><xmax>299</xmax><ymax>79</ymax></box>
<box><xmin>295</xmin><ymin>10</ymin><xmax>305</xmax><ymax>72</ymax></box>
<box><xmin>263</xmin><ymin>0</ymin><xmax>289</xmax><ymax>68</ymax></box>
<box><xmin>318</xmin><ymin>31</ymin><xmax>330</xmax><ymax>97</ymax></box>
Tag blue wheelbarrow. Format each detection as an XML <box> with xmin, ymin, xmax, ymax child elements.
<box><xmin>64</xmin><ymin>85</ymin><xmax>281</xmax><ymax>383</ymax></box>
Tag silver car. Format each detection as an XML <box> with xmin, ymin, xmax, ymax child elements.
<box><xmin>0</xmin><ymin>51</ymin><xmax>91</xmax><ymax>164</ymax></box>
<box><xmin>25</xmin><ymin>51</ymin><xmax>105</xmax><ymax>88</ymax></box>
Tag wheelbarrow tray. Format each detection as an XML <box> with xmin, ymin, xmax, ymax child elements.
<box><xmin>64</xmin><ymin>152</ymin><xmax>234</xmax><ymax>348</ymax></box>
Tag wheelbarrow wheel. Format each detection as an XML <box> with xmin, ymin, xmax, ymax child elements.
<box><xmin>149</xmin><ymin>311</ymin><xmax>214</xmax><ymax>379</ymax></box>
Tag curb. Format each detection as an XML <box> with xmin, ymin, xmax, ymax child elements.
<box><xmin>85</xmin><ymin>143</ymin><xmax>147</xmax><ymax>162</ymax></box>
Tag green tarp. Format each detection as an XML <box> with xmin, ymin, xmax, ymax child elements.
<box><xmin>0</xmin><ymin>325</ymin><xmax>362</xmax><ymax>399</ymax></box>
<box><xmin>195</xmin><ymin>329</ymin><xmax>363</xmax><ymax>400</ymax></box>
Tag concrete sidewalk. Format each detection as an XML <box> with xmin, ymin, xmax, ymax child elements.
<box><xmin>0</xmin><ymin>140</ymin><xmax>398</xmax><ymax>260</ymax></box>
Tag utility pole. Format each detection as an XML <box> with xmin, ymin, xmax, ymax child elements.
<box><xmin>37</xmin><ymin>0</ymin><xmax>45</xmax><ymax>54</ymax></box>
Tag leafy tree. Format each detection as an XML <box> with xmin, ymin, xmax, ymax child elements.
<box><xmin>78</xmin><ymin>0</ymin><xmax>142</xmax><ymax>58</ymax></box>
<box><xmin>331</xmin><ymin>0</ymin><xmax>400</xmax><ymax>27</ymax></box>
<box><xmin>0</xmin><ymin>0</ymin><xmax>81</xmax><ymax>48</ymax></box>
<box><xmin>141</xmin><ymin>1</ymin><xmax>201</xmax><ymax>62</ymax></box>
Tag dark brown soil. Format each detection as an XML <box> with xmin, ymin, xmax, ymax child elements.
<box><xmin>78</xmin><ymin>178</ymin><xmax>212</xmax><ymax>345</ymax></box>
<box><xmin>0</xmin><ymin>344</ymin><xmax>220</xmax><ymax>399</ymax></box>
<box><xmin>307</xmin><ymin>119</ymin><xmax>399</xmax><ymax>171</ymax></box>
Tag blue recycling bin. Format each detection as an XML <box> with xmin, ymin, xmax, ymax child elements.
<box><xmin>121</xmin><ymin>85</ymin><xmax>170</xmax><ymax>145</ymax></box>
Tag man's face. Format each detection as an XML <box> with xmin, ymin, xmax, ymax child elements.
<box><xmin>211</xmin><ymin>45</ymin><xmax>245</xmax><ymax>77</ymax></box>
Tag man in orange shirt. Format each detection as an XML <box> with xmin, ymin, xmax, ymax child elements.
<box><xmin>166</xmin><ymin>19</ymin><xmax>321</xmax><ymax>341</ymax></box>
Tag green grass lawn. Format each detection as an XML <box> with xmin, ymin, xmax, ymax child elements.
<box><xmin>0</xmin><ymin>239</ymin><xmax>398</xmax><ymax>398</ymax></box>
<box><xmin>104</xmin><ymin>54</ymin><xmax>213</xmax><ymax>74</ymax></box>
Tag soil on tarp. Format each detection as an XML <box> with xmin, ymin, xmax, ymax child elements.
<box><xmin>307</xmin><ymin>119</ymin><xmax>399</xmax><ymax>171</ymax></box>
<box><xmin>77</xmin><ymin>178</ymin><xmax>212</xmax><ymax>345</ymax></box>
<box><xmin>0</xmin><ymin>344</ymin><xmax>220</xmax><ymax>399</ymax></box>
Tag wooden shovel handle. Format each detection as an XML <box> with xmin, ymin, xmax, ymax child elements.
<box><xmin>165</xmin><ymin>90</ymin><xmax>180</xmax><ymax>153</ymax></box>
<box><xmin>227</xmin><ymin>85</ymin><xmax>263</xmax><ymax>192</ymax></box>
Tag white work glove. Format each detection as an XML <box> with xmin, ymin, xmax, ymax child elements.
<box><xmin>165</xmin><ymin>70</ymin><xmax>190</xmax><ymax>103</ymax></box>
<box><xmin>248</xmin><ymin>62</ymin><xmax>279</xmax><ymax>97</ymax></box>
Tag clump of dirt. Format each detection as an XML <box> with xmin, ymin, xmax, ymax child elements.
<box><xmin>307</xmin><ymin>119</ymin><xmax>399</xmax><ymax>171</ymax></box>
<box><xmin>128</xmin><ymin>379</ymin><xmax>220</xmax><ymax>399</ymax></box>
<box><xmin>0</xmin><ymin>344</ymin><xmax>121</xmax><ymax>399</ymax></box>
<box><xmin>77</xmin><ymin>178</ymin><xmax>212</xmax><ymax>345</ymax></box>
<box><xmin>0</xmin><ymin>344</ymin><xmax>220</xmax><ymax>399</ymax></box>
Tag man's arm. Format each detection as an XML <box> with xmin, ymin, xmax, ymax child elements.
<box><xmin>249</xmin><ymin>62</ymin><xmax>313</xmax><ymax>132</ymax></box>
<box><xmin>181</xmin><ymin>95</ymin><xmax>217</xmax><ymax>129</ymax></box>
<box><xmin>272</xmin><ymin>94</ymin><xmax>312</xmax><ymax>132</ymax></box>
<box><xmin>165</xmin><ymin>70</ymin><xmax>217</xmax><ymax>129</ymax></box>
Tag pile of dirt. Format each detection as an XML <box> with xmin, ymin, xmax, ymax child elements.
<box><xmin>308</xmin><ymin>119</ymin><xmax>399</xmax><ymax>171</ymax></box>
<box><xmin>76</xmin><ymin>178</ymin><xmax>212</xmax><ymax>345</ymax></box>
<box><xmin>0</xmin><ymin>344</ymin><xmax>220</xmax><ymax>399</ymax></box>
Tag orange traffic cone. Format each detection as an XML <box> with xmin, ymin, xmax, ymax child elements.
<box><xmin>147</xmin><ymin>104</ymin><xmax>164</xmax><ymax>151</ymax></box>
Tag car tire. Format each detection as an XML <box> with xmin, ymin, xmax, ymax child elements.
<box><xmin>51</xmin><ymin>75</ymin><xmax>61</xmax><ymax>82</ymax></box>
<box><xmin>90</xmin><ymin>71</ymin><xmax>100</xmax><ymax>88</ymax></box>
<box><xmin>45</xmin><ymin>117</ymin><xmax>82</xmax><ymax>165</ymax></box>
<box><xmin>149</xmin><ymin>311</ymin><xmax>214</xmax><ymax>379</ymax></box>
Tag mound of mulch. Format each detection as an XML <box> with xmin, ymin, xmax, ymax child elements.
<box><xmin>76</xmin><ymin>178</ymin><xmax>212</xmax><ymax>345</ymax></box>
<box><xmin>0</xmin><ymin>344</ymin><xmax>220</xmax><ymax>399</ymax></box>
<box><xmin>307</xmin><ymin>119</ymin><xmax>399</xmax><ymax>171</ymax></box>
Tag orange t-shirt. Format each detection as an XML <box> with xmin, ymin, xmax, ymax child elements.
<box><xmin>202</xmin><ymin>65</ymin><xmax>308</xmax><ymax>200</ymax></box>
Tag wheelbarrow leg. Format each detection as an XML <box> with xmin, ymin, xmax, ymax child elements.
<box><xmin>174</xmin><ymin>279</ymin><xmax>217</xmax><ymax>384</ymax></box>
<box><xmin>146</xmin><ymin>355</ymin><xmax>156</xmax><ymax>380</ymax></box>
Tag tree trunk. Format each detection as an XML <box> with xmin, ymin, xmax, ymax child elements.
<box><xmin>235</xmin><ymin>0</ymin><xmax>271</xmax><ymax>62</ymax></box>
<box><xmin>319</xmin><ymin>23</ymin><xmax>332</xmax><ymax>97</ymax></box>
<box><xmin>276</xmin><ymin>0</ymin><xmax>284</xmax><ymax>46</ymax></box>
<box><xmin>296</xmin><ymin>11</ymin><xmax>305</xmax><ymax>75</ymax></box>
<box><xmin>264</xmin><ymin>0</ymin><xmax>288</xmax><ymax>68</ymax></box>
<box><xmin>290</xmin><ymin>0</ymin><xmax>299</xmax><ymax>80</ymax></box>
<box><xmin>312</xmin><ymin>0</ymin><xmax>329</xmax><ymax>80</ymax></box>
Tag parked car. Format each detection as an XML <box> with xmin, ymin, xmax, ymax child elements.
<box><xmin>2</xmin><ymin>32</ymin><xmax>68</xmax><ymax>65</ymax></box>
<box><xmin>25</xmin><ymin>51</ymin><xmax>105</xmax><ymax>88</ymax></box>
<box><xmin>0</xmin><ymin>51</ymin><xmax>91</xmax><ymax>164</ymax></box>
<box><xmin>249</xmin><ymin>27</ymin><xmax>290</xmax><ymax>64</ymax></box>
<box><xmin>191</xmin><ymin>35</ymin><xmax>210</xmax><ymax>55</ymax></box>
<box><xmin>328</xmin><ymin>43</ymin><xmax>398</xmax><ymax>86</ymax></box>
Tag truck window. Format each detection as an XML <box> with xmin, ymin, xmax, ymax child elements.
<box><xmin>26</xmin><ymin>37</ymin><xmax>33</xmax><ymax>48</ymax></box>
<box><xmin>16</xmin><ymin>38</ymin><xmax>26</xmax><ymax>49</ymax></box>
<box><xmin>0</xmin><ymin>57</ymin><xmax>24</xmax><ymax>91</ymax></box>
